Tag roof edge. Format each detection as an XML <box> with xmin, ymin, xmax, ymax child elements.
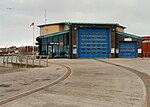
<box><xmin>38</xmin><ymin>22</ymin><xmax>125</xmax><ymax>28</ymax></box>
<box><xmin>116</xmin><ymin>31</ymin><xmax>143</xmax><ymax>39</ymax></box>
<box><xmin>36</xmin><ymin>30</ymin><xmax>70</xmax><ymax>40</ymax></box>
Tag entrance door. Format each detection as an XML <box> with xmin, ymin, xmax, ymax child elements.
<box><xmin>119</xmin><ymin>41</ymin><xmax>137</xmax><ymax>58</ymax></box>
<box><xmin>48</xmin><ymin>45</ymin><xmax>53</xmax><ymax>58</ymax></box>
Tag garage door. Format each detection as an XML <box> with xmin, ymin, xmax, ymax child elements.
<box><xmin>78</xmin><ymin>28</ymin><xmax>110</xmax><ymax>58</ymax></box>
<box><xmin>119</xmin><ymin>41</ymin><xmax>137</xmax><ymax>58</ymax></box>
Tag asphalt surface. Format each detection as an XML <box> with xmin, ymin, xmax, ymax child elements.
<box><xmin>0</xmin><ymin>64</ymin><xmax>66</xmax><ymax>104</ymax></box>
<box><xmin>0</xmin><ymin>59</ymin><xmax>147</xmax><ymax>107</ymax></box>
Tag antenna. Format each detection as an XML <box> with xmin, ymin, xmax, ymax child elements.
<box><xmin>45</xmin><ymin>8</ymin><xmax>46</xmax><ymax>24</ymax></box>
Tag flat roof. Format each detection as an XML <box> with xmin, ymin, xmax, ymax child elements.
<box><xmin>38</xmin><ymin>22</ymin><xmax>126</xmax><ymax>28</ymax></box>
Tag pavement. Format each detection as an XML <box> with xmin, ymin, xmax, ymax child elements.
<box><xmin>99</xmin><ymin>58</ymin><xmax>150</xmax><ymax>76</ymax></box>
<box><xmin>0</xmin><ymin>59</ymin><xmax>148</xmax><ymax>107</ymax></box>
<box><xmin>98</xmin><ymin>58</ymin><xmax>150</xmax><ymax>107</ymax></box>
<box><xmin>0</xmin><ymin>64</ymin><xmax>66</xmax><ymax>102</ymax></box>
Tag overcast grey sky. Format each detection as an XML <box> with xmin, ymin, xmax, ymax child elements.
<box><xmin>0</xmin><ymin>0</ymin><xmax>150</xmax><ymax>47</ymax></box>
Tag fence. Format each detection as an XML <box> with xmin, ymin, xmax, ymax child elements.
<box><xmin>2</xmin><ymin>54</ymin><xmax>49</xmax><ymax>68</ymax></box>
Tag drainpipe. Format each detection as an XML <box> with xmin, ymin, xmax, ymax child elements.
<box><xmin>68</xmin><ymin>23</ymin><xmax>72</xmax><ymax>59</ymax></box>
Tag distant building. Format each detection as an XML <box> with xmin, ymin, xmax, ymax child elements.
<box><xmin>0</xmin><ymin>46</ymin><xmax>38</xmax><ymax>55</ymax></box>
<box><xmin>0</xmin><ymin>49</ymin><xmax>2</xmax><ymax>54</ymax></box>
<box><xmin>142</xmin><ymin>36</ymin><xmax>150</xmax><ymax>57</ymax></box>
<box><xmin>8</xmin><ymin>46</ymin><xmax>17</xmax><ymax>54</ymax></box>
<box><xmin>18</xmin><ymin>46</ymin><xmax>38</xmax><ymax>55</ymax></box>
<box><xmin>0</xmin><ymin>48</ymin><xmax>7</xmax><ymax>55</ymax></box>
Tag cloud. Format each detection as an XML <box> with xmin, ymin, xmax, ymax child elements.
<box><xmin>0</xmin><ymin>0</ymin><xmax>150</xmax><ymax>47</ymax></box>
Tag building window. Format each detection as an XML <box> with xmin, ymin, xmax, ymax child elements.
<box><xmin>59</xmin><ymin>35</ymin><xmax>64</xmax><ymax>57</ymax></box>
<box><xmin>41</xmin><ymin>38</ymin><xmax>47</xmax><ymax>55</ymax></box>
<box><xmin>53</xmin><ymin>36</ymin><xmax>59</xmax><ymax>58</ymax></box>
<box><xmin>45</xmin><ymin>33</ymin><xmax>70</xmax><ymax>58</ymax></box>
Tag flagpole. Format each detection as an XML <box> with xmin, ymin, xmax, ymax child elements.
<box><xmin>32</xmin><ymin>21</ymin><xmax>35</xmax><ymax>67</ymax></box>
<box><xmin>32</xmin><ymin>22</ymin><xmax>35</xmax><ymax>67</ymax></box>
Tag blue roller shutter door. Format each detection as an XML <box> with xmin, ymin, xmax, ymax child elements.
<box><xmin>78</xmin><ymin>28</ymin><xmax>109</xmax><ymax>58</ymax></box>
<box><xmin>119</xmin><ymin>41</ymin><xmax>137</xmax><ymax>58</ymax></box>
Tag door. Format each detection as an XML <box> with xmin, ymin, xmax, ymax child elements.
<box><xmin>78</xmin><ymin>28</ymin><xmax>110</xmax><ymax>58</ymax></box>
<box><xmin>119</xmin><ymin>41</ymin><xmax>137</xmax><ymax>58</ymax></box>
<box><xmin>48</xmin><ymin>45</ymin><xmax>53</xmax><ymax>58</ymax></box>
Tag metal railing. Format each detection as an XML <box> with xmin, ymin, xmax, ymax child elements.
<box><xmin>2</xmin><ymin>54</ymin><xmax>49</xmax><ymax>68</ymax></box>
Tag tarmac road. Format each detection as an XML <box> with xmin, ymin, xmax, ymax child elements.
<box><xmin>0</xmin><ymin>59</ymin><xmax>147</xmax><ymax>107</ymax></box>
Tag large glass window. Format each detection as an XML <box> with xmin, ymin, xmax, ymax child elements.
<box><xmin>53</xmin><ymin>36</ymin><xmax>59</xmax><ymax>58</ymax></box>
<box><xmin>41</xmin><ymin>38</ymin><xmax>47</xmax><ymax>55</ymax></box>
<box><xmin>41</xmin><ymin>33</ymin><xmax>69</xmax><ymax>58</ymax></box>
<box><xmin>64</xmin><ymin>34</ymin><xmax>69</xmax><ymax>57</ymax></box>
<box><xmin>48</xmin><ymin>37</ymin><xmax>52</xmax><ymax>43</ymax></box>
<box><xmin>59</xmin><ymin>35</ymin><xmax>64</xmax><ymax>57</ymax></box>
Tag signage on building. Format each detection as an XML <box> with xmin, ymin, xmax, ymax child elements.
<box><xmin>73</xmin><ymin>45</ymin><xmax>77</xmax><ymax>48</ymax></box>
<box><xmin>111</xmin><ymin>48</ymin><xmax>115</xmax><ymax>53</ymax></box>
<box><xmin>116</xmin><ymin>49</ymin><xmax>119</xmax><ymax>53</ymax></box>
<box><xmin>138</xmin><ymin>49</ymin><xmax>142</xmax><ymax>53</ymax></box>
<box><xmin>124</xmin><ymin>38</ymin><xmax>132</xmax><ymax>41</ymax></box>
<box><xmin>73</xmin><ymin>48</ymin><xmax>77</xmax><ymax>54</ymax></box>
<box><xmin>49</xmin><ymin>42</ymin><xmax>59</xmax><ymax>45</ymax></box>
<box><xmin>59</xmin><ymin>42</ymin><xmax>64</xmax><ymax>46</ymax></box>
<box><xmin>49</xmin><ymin>42</ymin><xmax>64</xmax><ymax>45</ymax></box>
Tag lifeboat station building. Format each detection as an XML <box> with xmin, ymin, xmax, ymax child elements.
<box><xmin>36</xmin><ymin>22</ymin><xmax>142</xmax><ymax>59</ymax></box>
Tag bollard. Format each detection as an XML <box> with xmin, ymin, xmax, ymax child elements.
<box><xmin>39</xmin><ymin>56</ymin><xmax>41</xmax><ymax>67</ymax></box>
<box><xmin>46</xmin><ymin>55</ymin><xmax>49</xmax><ymax>67</ymax></box>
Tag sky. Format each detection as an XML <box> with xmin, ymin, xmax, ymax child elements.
<box><xmin>0</xmin><ymin>0</ymin><xmax>150</xmax><ymax>48</ymax></box>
